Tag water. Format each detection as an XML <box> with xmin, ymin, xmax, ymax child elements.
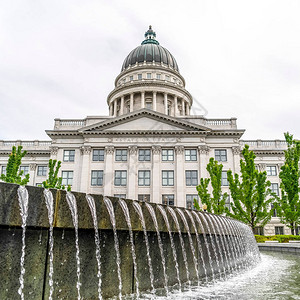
<box><xmin>124</xmin><ymin>251</ymin><xmax>300</xmax><ymax>299</ymax></box>
<box><xmin>17</xmin><ymin>185</ymin><xmax>29</xmax><ymax>300</ymax></box>
<box><xmin>86</xmin><ymin>194</ymin><xmax>102</xmax><ymax>300</ymax></box>
<box><xmin>43</xmin><ymin>189</ymin><xmax>55</xmax><ymax>300</ymax></box>
<box><xmin>66</xmin><ymin>192</ymin><xmax>81</xmax><ymax>300</ymax></box>
<box><xmin>104</xmin><ymin>197</ymin><xmax>123</xmax><ymax>300</ymax></box>
<box><xmin>119</xmin><ymin>199</ymin><xmax>140</xmax><ymax>298</ymax></box>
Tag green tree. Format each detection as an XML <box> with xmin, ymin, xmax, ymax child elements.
<box><xmin>43</xmin><ymin>159</ymin><xmax>65</xmax><ymax>189</ymax></box>
<box><xmin>226</xmin><ymin>145</ymin><xmax>275</xmax><ymax>232</ymax></box>
<box><xmin>195</xmin><ymin>157</ymin><xmax>228</xmax><ymax>214</ymax></box>
<box><xmin>0</xmin><ymin>146</ymin><xmax>30</xmax><ymax>185</ymax></box>
<box><xmin>276</xmin><ymin>133</ymin><xmax>300</xmax><ymax>235</ymax></box>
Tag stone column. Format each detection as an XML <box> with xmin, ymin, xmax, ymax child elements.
<box><xmin>182</xmin><ymin>99</ymin><xmax>185</xmax><ymax>115</ymax></box>
<box><xmin>141</xmin><ymin>91</ymin><xmax>145</xmax><ymax>109</ymax></box>
<box><xmin>120</xmin><ymin>96</ymin><xmax>124</xmax><ymax>115</ymax></box>
<box><xmin>153</xmin><ymin>91</ymin><xmax>157</xmax><ymax>111</ymax></box>
<box><xmin>113</xmin><ymin>99</ymin><xmax>117</xmax><ymax>117</ymax></box>
<box><xmin>29</xmin><ymin>163</ymin><xmax>37</xmax><ymax>186</ymax></box>
<box><xmin>50</xmin><ymin>146</ymin><xmax>59</xmax><ymax>159</ymax></box>
<box><xmin>104</xmin><ymin>146</ymin><xmax>114</xmax><ymax>196</ymax></box>
<box><xmin>151</xmin><ymin>146</ymin><xmax>161</xmax><ymax>204</ymax></box>
<box><xmin>164</xmin><ymin>93</ymin><xmax>168</xmax><ymax>115</ymax></box>
<box><xmin>127</xmin><ymin>146</ymin><xmax>137</xmax><ymax>200</ymax></box>
<box><xmin>232</xmin><ymin>146</ymin><xmax>241</xmax><ymax>173</ymax></box>
<box><xmin>80</xmin><ymin>146</ymin><xmax>91</xmax><ymax>193</ymax></box>
<box><xmin>175</xmin><ymin>146</ymin><xmax>185</xmax><ymax>207</ymax></box>
<box><xmin>174</xmin><ymin>96</ymin><xmax>178</xmax><ymax>116</ymax></box>
<box><xmin>130</xmin><ymin>93</ymin><xmax>134</xmax><ymax>112</ymax></box>
<box><xmin>186</xmin><ymin>103</ymin><xmax>190</xmax><ymax>115</ymax></box>
<box><xmin>109</xmin><ymin>103</ymin><xmax>113</xmax><ymax>116</ymax></box>
<box><xmin>198</xmin><ymin>145</ymin><xmax>210</xmax><ymax>179</ymax></box>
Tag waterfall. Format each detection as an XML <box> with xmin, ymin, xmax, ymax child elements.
<box><xmin>103</xmin><ymin>197</ymin><xmax>122</xmax><ymax>300</ymax></box>
<box><xmin>119</xmin><ymin>199</ymin><xmax>140</xmax><ymax>298</ymax></box>
<box><xmin>66</xmin><ymin>192</ymin><xmax>81</xmax><ymax>300</ymax></box>
<box><xmin>43</xmin><ymin>189</ymin><xmax>55</xmax><ymax>300</ymax></box>
<box><xmin>132</xmin><ymin>201</ymin><xmax>155</xmax><ymax>294</ymax></box>
<box><xmin>17</xmin><ymin>185</ymin><xmax>29</xmax><ymax>300</ymax></box>
<box><xmin>86</xmin><ymin>194</ymin><xmax>102</xmax><ymax>300</ymax></box>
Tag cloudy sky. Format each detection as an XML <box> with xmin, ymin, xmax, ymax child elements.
<box><xmin>0</xmin><ymin>0</ymin><xmax>299</xmax><ymax>141</ymax></box>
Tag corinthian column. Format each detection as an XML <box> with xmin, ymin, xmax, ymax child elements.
<box><xmin>141</xmin><ymin>91</ymin><xmax>145</xmax><ymax>109</ymax></box>
<box><xmin>104</xmin><ymin>146</ymin><xmax>114</xmax><ymax>196</ymax></box>
<box><xmin>153</xmin><ymin>91</ymin><xmax>157</xmax><ymax>111</ymax></box>
<box><xmin>164</xmin><ymin>93</ymin><xmax>168</xmax><ymax>115</ymax></box>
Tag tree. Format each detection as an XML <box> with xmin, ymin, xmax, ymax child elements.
<box><xmin>43</xmin><ymin>159</ymin><xmax>65</xmax><ymax>189</ymax></box>
<box><xmin>195</xmin><ymin>157</ymin><xmax>228</xmax><ymax>214</ymax></box>
<box><xmin>0</xmin><ymin>146</ymin><xmax>30</xmax><ymax>185</ymax></box>
<box><xmin>275</xmin><ymin>133</ymin><xmax>300</xmax><ymax>235</ymax></box>
<box><xmin>225</xmin><ymin>145</ymin><xmax>275</xmax><ymax>232</ymax></box>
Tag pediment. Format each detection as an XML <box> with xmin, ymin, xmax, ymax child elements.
<box><xmin>79</xmin><ymin>110</ymin><xmax>211</xmax><ymax>133</ymax></box>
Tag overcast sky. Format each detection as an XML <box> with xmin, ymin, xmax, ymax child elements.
<box><xmin>0</xmin><ymin>0</ymin><xmax>299</xmax><ymax>141</ymax></box>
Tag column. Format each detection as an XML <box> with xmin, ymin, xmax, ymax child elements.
<box><xmin>127</xmin><ymin>146</ymin><xmax>137</xmax><ymax>199</ymax></box>
<box><xmin>175</xmin><ymin>146</ymin><xmax>185</xmax><ymax>207</ymax></box>
<box><xmin>80</xmin><ymin>146</ymin><xmax>91</xmax><ymax>193</ymax></box>
<box><xmin>29</xmin><ymin>163</ymin><xmax>37</xmax><ymax>186</ymax></box>
<box><xmin>120</xmin><ymin>96</ymin><xmax>124</xmax><ymax>115</ymax></box>
<box><xmin>130</xmin><ymin>93</ymin><xmax>134</xmax><ymax>112</ymax></box>
<box><xmin>198</xmin><ymin>145</ymin><xmax>210</xmax><ymax>180</ymax></box>
<box><xmin>232</xmin><ymin>146</ymin><xmax>241</xmax><ymax>173</ymax></box>
<box><xmin>164</xmin><ymin>93</ymin><xmax>168</xmax><ymax>115</ymax></box>
<box><xmin>151</xmin><ymin>146</ymin><xmax>161</xmax><ymax>204</ymax></box>
<box><xmin>153</xmin><ymin>91</ymin><xmax>157</xmax><ymax>111</ymax></box>
<box><xmin>182</xmin><ymin>99</ymin><xmax>185</xmax><ymax>115</ymax></box>
<box><xmin>109</xmin><ymin>103</ymin><xmax>113</xmax><ymax>116</ymax></box>
<box><xmin>174</xmin><ymin>96</ymin><xmax>178</xmax><ymax>116</ymax></box>
<box><xmin>113</xmin><ymin>99</ymin><xmax>117</xmax><ymax>117</ymax></box>
<box><xmin>104</xmin><ymin>146</ymin><xmax>114</xmax><ymax>196</ymax></box>
<box><xmin>186</xmin><ymin>103</ymin><xmax>190</xmax><ymax>115</ymax></box>
<box><xmin>141</xmin><ymin>91</ymin><xmax>145</xmax><ymax>108</ymax></box>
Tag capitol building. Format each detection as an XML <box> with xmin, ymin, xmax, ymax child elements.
<box><xmin>0</xmin><ymin>27</ymin><xmax>291</xmax><ymax>236</ymax></box>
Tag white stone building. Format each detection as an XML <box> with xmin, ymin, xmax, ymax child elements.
<box><xmin>0</xmin><ymin>27</ymin><xmax>296</xmax><ymax>236</ymax></box>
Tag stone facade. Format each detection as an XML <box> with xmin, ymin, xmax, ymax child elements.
<box><xmin>0</xmin><ymin>27</ymin><xmax>295</xmax><ymax>236</ymax></box>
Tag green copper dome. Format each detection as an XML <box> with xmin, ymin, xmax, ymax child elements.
<box><xmin>121</xmin><ymin>26</ymin><xmax>179</xmax><ymax>72</ymax></box>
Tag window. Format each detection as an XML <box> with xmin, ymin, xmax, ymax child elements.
<box><xmin>162</xmin><ymin>149</ymin><xmax>174</xmax><ymax>161</ymax></box>
<box><xmin>129</xmin><ymin>75</ymin><xmax>133</xmax><ymax>81</ymax></box>
<box><xmin>64</xmin><ymin>150</ymin><xmax>75</xmax><ymax>162</ymax></box>
<box><xmin>271</xmin><ymin>183</ymin><xmax>279</xmax><ymax>196</ymax></box>
<box><xmin>156</xmin><ymin>74</ymin><xmax>161</xmax><ymax>79</ymax></box>
<box><xmin>215</xmin><ymin>149</ymin><xmax>227</xmax><ymax>162</ymax></box>
<box><xmin>20</xmin><ymin>166</ymin><xmax>29</xmax><ymax>175</ymax></box>
<box><xmin>271</xmin><ymin>203</ymin><xmax>277</xmax><ymax>217</ymax></box>
<box><xmin>254</xmin><ymin>226</ymin><xmax>264</xmax><ymax>235</ymax></box>
<box><xmin>147</xmin><ymin>73</ymin><xmax>151</xmax><ymax>79</ymax></box>
<box><xmin>93</xmin><ymin>149</ymin><xmax>104</xmax><ymax>161</ymax></box>
<box><xmin>138</xmin><ymin>73</ymin><xmax>142</xmax><ymax>80</ymax></box>
<box><xmin>185</xmin><ymin>149</ymin><xmax>197</xmax><ymax>161</ymax></box>
<box><xmin>221</xmin><ymin>171</ymin><xmax>229</xmax><ymax>186</ymax></box>
<box><xmin>139</xmin><ymin>149</ymin><xmax>151</xmax><ymax>161</ymax></box>
<box><xmin>165</xmin><ymin>75</ymin><xmax>170</xmax><ymax>81</ymax></box>
<box><xmin>275</xmin><ymin>226</ymin><xmax>284</xmax><ymax>235</ymax></box>
<box><xmin>114</xmin><ymin>170</ymin><xmax>127</xmax><ymax>186</ymax></box>
<box><xmin>115</xmin><ymin>149</ymin><xmax>127</xmax><ymax>161</ymax></box>
<box><xmin>1</xmin><ymin>166</ymin><xmax>6</xmax><ymax>175</ymax></box>
<box><xmin>185</xmin><ymin>170</ymin><xmax>198</xmax><ymax>186</ymax></box>
<box><xmin>138</xmin><ymin>170</ymin><xmax>150</xmax><ymax>186</ymax></box>
<box><xmin>162</xmin><ymin>194</ymin><xmax>174</xmax><ymax>205</ymax></box>
<box><xmin>114</xmin><ymin>194</ymin><xmax>126</xmax><ymax>198</ymax></box>
<box><xmin>62</xmin><ymin>171</ymin><xmax>73</xmax><ymax>186</ymax></box>
<box><xmin>162</xmin><ymin>171</ymin><xmax>174</xmax><ymax>186</ymax></box>
<box><xmin>186</xmin><ymin>194</ymin><xmax>198</xmax><ymax>209</ymax></box>
<box><xmin>91</xmin><ymin>170</ymin><xmax>103</xmax><ymax>186</ymax></box>
<box><xmin>138</xmin><ymin>194</ymin><xmax>150</xmax><ymax>202</ymax></box>
<box><xmin>37</xmin><ymin>166</ymin><xmax>47</xmax><ymax>176</ymax></box>
<box><xmin>145</xmin><ymin>101</ymin><xmax>152</xmax><ymax>109</ymax></box>
<box><xmin>267</xmin><ymin>166</ymin><xmax>277</xmax><ymax>176</ymax></box>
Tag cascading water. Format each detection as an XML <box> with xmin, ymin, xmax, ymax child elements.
<box><xmin>157</xmin><ymin>205</ymin><xmax>182</xmax><ymax>290</ymax></box>
<box><xmin>119</xmin><ymin>199</ymin><xmax>140</xmax><ymax>298</ymax></box>
<box><xmin>103</xmin><ymin>197</ymin><xmax>122</xmax><ymax>300</ymax></box>
<box><xmin>132</xmin><ymin>201</ymin><xmax>155</xmax><ymax>294</ymax></box>
<box><xmin>43</xmin><ymin>189</ymin><xmax>55</xmax><ymax>300</ymax></box>
<box><xmin>17</xmin><ymin>185</ymin><xmax>29</xmax><ymax>300</ymax></box>
<box><xmin>66</xmin><ymin>192</ymin><xmax>81</xmax><ymax>300</ymax></box>
<box><xmin>175</xmin><ymin>208</ymin><xmax>199</xmax><ymax>285</ymax></box>
<box><xmin>86</xmin><ymin>194</ymin><xmax>102</xmax><ymax>300</ymax></box>
<box><xmin>145</xmin><ymin>203</ymin><xmax>169</xmax><ymax>295</ymax></box>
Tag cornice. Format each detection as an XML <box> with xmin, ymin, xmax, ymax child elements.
<box><xmin>0</xmin><ymin>150</ymin><xmax>50</xmax><ymax>156</ymax></box>
<box><xmin>253</xmin><ymin>150</ymin><xmax>285</xmax><ymax>156</ymax></box>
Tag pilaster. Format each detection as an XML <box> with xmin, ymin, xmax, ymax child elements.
<box><xmin>80</xmin><ymin>146</ymin><xmax>91</xmax><ymax>193</ymax></box>
<box><xmin>175</xmin><ymin>146</ymin><xmax>184</xmax><ymax>207</ymax></box>
<box><xmin>104</xmin><ymin>146</ymin><xmax>114</xmax><ymax>196</ymax></box>
<box><xmin>152</xmin><ymin>145</ymin><xmax>161</xmax><ymax>204</ymax></box>
<box><xmin>128</xmin><ymin>146</ymin><xmax>137</xmax><ymax>199</ymax></box>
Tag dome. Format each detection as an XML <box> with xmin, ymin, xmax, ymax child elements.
<box><xmin>121</xmin><ymin>26</ymin><xmax>179</xmax><ymax>72</ymax></box>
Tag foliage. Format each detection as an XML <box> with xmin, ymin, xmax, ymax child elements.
<box><xmin>0</xmin><ymin>146</ymin><xmax>30</xmax><ymax>185</ymax></box>
<box><xmin>43</xmin><ymin>159</ymin><xmax>65</xmax><ymax>189</ymax></box>
<box><xmin>275</xmin><ymin>132</ymin><xmax>300</xmax><ymax>235</ymax></box>
<box><xmin>225</xmin><ymin>145</ymin><xmax>275</xmax><ymax>232</ymax></box>
<box><xmin>195</xmin><ymin>158</ymin><xmax>228</xmax><ymax>214</ymax></box>
<box><xmin>255</xmin><ymin>235</ymin><xmax>300</xmax><ymax>243</ymax></box>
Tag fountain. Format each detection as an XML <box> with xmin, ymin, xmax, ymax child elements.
<box><xmin>0</xmin><ymin>182</ymin><xmax>261</xmax><ymax>299</ymax></box>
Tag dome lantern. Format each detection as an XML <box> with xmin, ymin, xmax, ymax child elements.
<box><xmin>141</xmin><ymin>25</ymin><xmax>159</xmax><ymax>45</ymax></box>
